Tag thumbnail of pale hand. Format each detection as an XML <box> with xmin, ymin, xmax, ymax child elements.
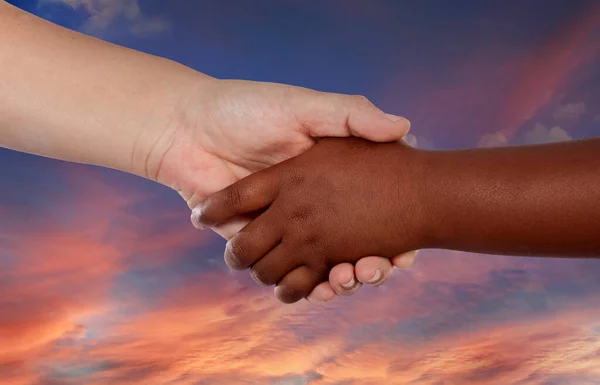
<box><xmin>0</xmin><ymin>2</ymin><xmax>416</xmax><ymax>302</ymax></box>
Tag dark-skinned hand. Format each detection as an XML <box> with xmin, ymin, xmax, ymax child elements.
<box><xmin>196</xmin><ymin>137</ymin><xmax>426</xmax><ymax>303</ymax></box>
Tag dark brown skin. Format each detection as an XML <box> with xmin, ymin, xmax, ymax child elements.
<box><xmin>198</xmin><ymin>136</ymin><xmax>600</xmax><ymax>304</ymax></box>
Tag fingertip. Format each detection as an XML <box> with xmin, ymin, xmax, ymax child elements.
<box><xmin>391</xmin><ymin>250</ymin><xmax>419</xmax><ymax>269</ymax></box>
<box><xmin>190</xmin><ymin>205</ymin><xmax>207</xmax><ymax>230</ymax></box>
<box><xmin>306</xmin><ymin>282</ymin><xmax>336</xmax><ymax>303</ymax></box>
<box><xmin>193</xmin><ymin>199</ymin><xmax>222</xmax><ymax>228</ymax></box>
<box><xmin>349</xmin><ymin>108</ymin><xmax>411</xmax><ymax>142</ymax></box>
<box><xmin>224</xmin><ymin>240</ymin><xmax>247</xmax><ymax>271</ymax></box>
<box><xmin>355</xmin><ymin>256</ymin><xmax>393</xmax><ymax>286</ymax></box>
<box><xmin>329</xmin><ymin>263</ymin><xmax>362</xmax><ymax>296</ymax></box>
<box><xmin>384</xmin><ymin>114</ymin><xmax>411</xmax><ymax>132</ymax></box>
<box><xmin>329</xmin><ymin>263</ymin><xmax>355</xmax><ymax>288</ymax></box>
<box><xmin>275</xmin><ymin>266</ymin><xmax>321</xmax><ymax>304</ymax></box>
<box><xmin>274</xmin><ymin>285</ymin><xmax>302</xmax><ymax>304</ymax></box>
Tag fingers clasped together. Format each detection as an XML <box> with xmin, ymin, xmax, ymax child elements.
<box><xmin>196</xmin><ymin>137</ymin><xmax>424</xmax><ymax>303</ymax></box>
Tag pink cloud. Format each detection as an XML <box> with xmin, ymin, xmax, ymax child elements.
<box><xmin>312</xmin><ymin>308</ymin><xmax>600</xmax><ymax>384</ymax></box>
<box><xmin>0</xmin><ymin>167</ymin><xmax>210</xmax><ymax>384</ymax></box>
<box><xmin>382</xmin><ymin>3</ymin><xmax>600</xmax><ymax>147</ymax></box>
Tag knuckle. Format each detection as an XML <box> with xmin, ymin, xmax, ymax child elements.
<box><xmin>310</xmin><ymin>259</ymin><xmax>330</xmax><ymax>279</ymax></box>
<box><xmin>289</xmin><ymin>205</ymin><xmax>312</xmax><ymax>224</ymax></box>
<box><xmin>353</xmin><ymin>94</ymin><xmax>371</xmax><ymax>105</ymax></box>
<box><xmin>302</xmin><ymin>232</ymin><xmax>320</xmax><ymax>248</ymax></box>
<box><xmin>287</xmin><ymin>172</ymin><xmax>307</xmax><ymax>187</ymax></box>
<box><xmin>297</xmin><ymin>232</ymin><xmax>325</xmax><ymax>256</ymax></box>
<box><xmin>297</xmin><ymin>232</ymin><xmax>330</xmax><ymax>261</ymax></box>
<box><xmin>223</xmin><ymin>187</ymin><xmax>243</xmax><ymax>210</ymax></box>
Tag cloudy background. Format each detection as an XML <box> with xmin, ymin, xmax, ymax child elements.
<box><xmin>2</xmin><ymin>1</ymin><xmax>600</xmax><ymax>384</ymax></box>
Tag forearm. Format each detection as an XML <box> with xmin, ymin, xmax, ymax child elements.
<box><xmin>417</xmin><ymin>138</ymin><xmax>600</xmax><ymax>257</ymax></box>
<box><xmin>0</xmin><ymin>2</ymin><xmax>210</xmax><ymax>176</ymax></box>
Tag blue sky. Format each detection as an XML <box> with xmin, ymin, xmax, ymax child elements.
<box><xmin>1</xmin><ymin>1</ymin><xmax>600</xmax><ymax>384</ymax></box>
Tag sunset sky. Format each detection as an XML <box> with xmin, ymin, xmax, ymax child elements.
<box><xmin>2</xmin><ymin>1</ymin><xmax>600</xmax><ymax>384</ymax></box>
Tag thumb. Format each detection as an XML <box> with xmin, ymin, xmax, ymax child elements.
<box><xmin>344</xmin><ymin>95</ymin><xmax>412</xmax><ymax>142</ymax></box>
<box><xmin>391</xmin><ymin>250</ymin><xmax>419</xmax><ymax>269</ymax></box>
<box><xmin>293</xmin><ymin>90</ymin><xmax>411</xmax><ymax>142</ymax></box>
<box><xmin>211</xmin><ymin>216</ymin><xmax>251</xmax><ymax>240</ymax></box>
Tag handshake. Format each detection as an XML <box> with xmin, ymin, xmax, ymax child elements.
<box><xmin>3</xmin><ymin>0</ymin><xmax>598</xmax><ymax>307</ymax></box>
<box><xmin>194</xmin><ymin>135</ymin><xmax>600</xmax><ymax>304</ymax></box>
<box><xmin>196</xmin><ymin>137</ymin><xmax>426</xmax><ymax>304</ymax></box>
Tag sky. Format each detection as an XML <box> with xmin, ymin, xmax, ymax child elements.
<box><xmin>1</xmin><ymin>1</ymin><xmax>600</xmax><ymax>384</ymax></box>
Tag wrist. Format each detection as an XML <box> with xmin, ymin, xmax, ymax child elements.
<box><xmin>397</xmin><ymin>147</ymin><xmax>448</xmax><ymax>252</ymax></box>
<box><xmin>127</xmin><ymin>59</ymin><xmax>216</xmax><ymax>180</ymax></box>
<box><xmin>380</xmin><ymin>145</ymin><xmax>437</xmax><ymax>254</ymax></box>
<box><xmin>414</xmin><ymin>149</ymin><xmax>461</xmax><ymax>250</ymax></box>
<box><xmin>0</xmin><ymin>6</ymin><xmax>216</xmax><ymax>179</ymax></box>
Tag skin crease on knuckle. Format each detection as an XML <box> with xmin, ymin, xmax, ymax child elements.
<box><xmin>287</xmin><ymin>170</ymin><xmax>307</xmax><ymax>188</ymax></box>
<box><xmin>270</xmin><ymin>139</ymin><xmax>411</xmax><ymax>299</ymax></box>
<box><xmin>287</xmin><ymin>204</ymin><xmax>313</xmax><ymax>224</ymax></box>
<box><xmin>278</xmin><ymin>160</ymin><xmax>352</xmax><ymax>274</ymax></box>
<box><xmin>304</xmin><ymin>234</ymin><xmax>334</xmax><ymax>271</ymax></box>
<box><xmin>281</xmin><ymin>203</ymin><xmax>333</xmax><ymax>270</ymax></box>
<box><xmin>299</xmin><ymin>231</ymin><xmax>321</xmax><ymax>251</ymax></box>
<box><xmin>223</xmin><ymin>185</ymin><xmax>244</xmax><ymax>213</ymax></box>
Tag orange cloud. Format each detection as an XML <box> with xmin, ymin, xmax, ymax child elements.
<box><xmin>0</xmin><ymin>230</ymin><xmax>118</xmax><ymax>384</ymax></box>
<box><xmin>3</xmin><ymin>231</ymin><xmax>599</xmax><ymax>385</ymax></box>
<box><xmin>312</xmin><ymin>307</ymin><xmax>600</xmax><ymax>384</ymax></box>
<box><xmin>80</xmin><ymin>275</ymin><xmax>344</xmax><ymax>384</ymax></box>
<box><xmin>0</xmin><ymin>167</ymin><xmax>209</xmax><ymax>384</ymax></box>
<box><xmin>3</xmin><ymin>168</ymin><xmax>598</xmax><ymax>385</ymax></box>
<box><xmin>12</xmin><ymin>249</ymin><xmax>590</xmax><ymax>385</ymax></box>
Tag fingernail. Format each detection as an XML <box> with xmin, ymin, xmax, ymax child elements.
<box><xmin>341</xmin><ymin>277</ymin><xmax>357</xmax><ymax>289</ymax></box>
<box><xmin>385</xmin><ymin>113</ymin><xmax>405</xmax><ymax>122</ymax></box>
<box><xmin>190</xmin><ymin>206</ymin><xmax>207</xmax><ymax>230</ymax></box>
<box><xmin>366</xmin><ymin>269</ymin><xmax>382</xmax><ymax>284</ymax></box>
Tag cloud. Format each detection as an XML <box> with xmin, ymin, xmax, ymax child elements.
<box><xmin>312</xmin><ymin>310</ymin><xmax>600</xmax><ymax>384</ymax></box>
<box><xmin>404</xmin><ymin>133</ymin><xmax>418</xmax><ymax>147</ymax></box>
<box><xmin>478</xmin><ymin>131</ymin><xmax>509</xmax><ymax>148</ymax></box>
<box><xmin>4</xmin><ymin>161</ymin><xmax>600</xmax><ymax>385</ymax></box>
<box><xmin>4</xmin><ymin>208</ymin><xmax>600</xmax><ymax>385</ymax></box>
<box><xmin>552</xmin><ymin>102</ymin><xmax>587</xmax><ymax>120</ymax></box>
<box><xmin>0</xmin><ymin>230</ymin><xmax>120</xmax><ymax>384</ymax></box>
<box><xmin>404</xmin><ymin>134</ymin><xmax>436</xmax><ymax>150</ymax></box>
<box><xmin>521</xmin><ymin>123</ymin><xmax>572</xmax><ymax>144</ymax></box>
<box><xmin>389</xmin><ymin>2</ymin><xmax>600</xmax><ymax>149</ymax></box>
<box><xmin>38</xmin><ymin>0</ymin><xmax>168</xmax><ymax>36</ymax></box>
<box><xmin>478</xmin><ymin>122</ymin><xmax>571</xmax><ymax>147</ymax></box>
<box><xmin>0</xmin><ymin>165</ymin><xmax>210</xmax><ymax>384</ymax></box>
<box><xmin>493</xmin><ymin>4</ymin><xmax>600</xmax><ymax>140</ymax></box>
<box><xmin>64</xmin><ymin>275</ymin><xmax>347</xmax><ymax>385</ymax></box>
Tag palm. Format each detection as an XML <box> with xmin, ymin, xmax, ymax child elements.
<box><xmin>156</xmin><ymin>80</ymin><xmax>314</xmax><ymax>208</ymax></box>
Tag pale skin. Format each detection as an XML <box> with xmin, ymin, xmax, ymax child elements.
<box><xmin>0</xmin><ymin>1</ymin><xmax>416</xmax><ymax>302</ymax></box>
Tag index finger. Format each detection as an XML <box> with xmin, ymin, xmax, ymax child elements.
<box><xmin>194</xmin><ymin>168</ymin><xmax>279</xmax><ymax>227</ymax></box>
